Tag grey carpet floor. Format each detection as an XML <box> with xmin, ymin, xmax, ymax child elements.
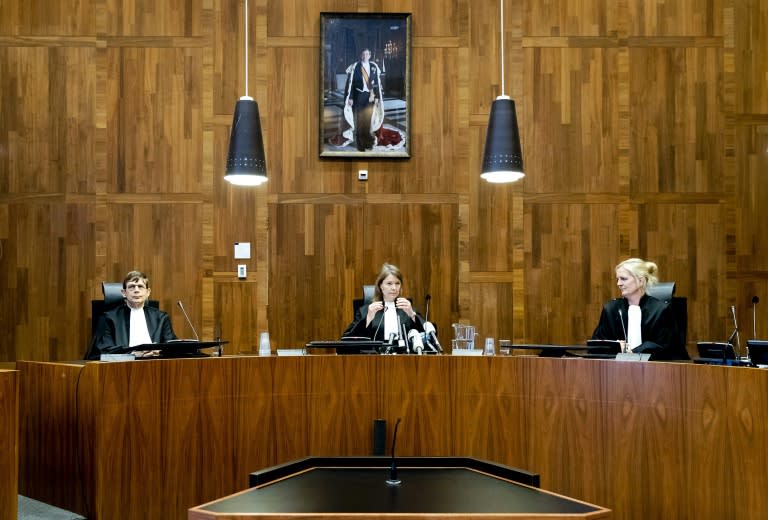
<box><xmin>18</xmin><ymin>496</ymin><xmax>86</xmax><ymax>520</ymax></box>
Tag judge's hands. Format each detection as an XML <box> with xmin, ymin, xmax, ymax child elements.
<box><xmin>366</xmin><ymin>298</ymin><xmax>417</xmax><ymax>324</ymax></box>
<box><xmin>394</xmin><ymin>297</ymin><xmax>416</xmax><ymax>319</ymax></box>
<box><xmin>367</xmin><ymin>301</ymin><xmax>386</xmax><ymax>323</ymax></box>
<box><xmin>133</xmin><ymin>350</ymin><xmax>161</xmax><ymax>358</ymax></box>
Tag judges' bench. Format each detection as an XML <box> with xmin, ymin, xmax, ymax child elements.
<box><xmin>17</xmin><ymin>355</ymin><xmax>768</xmax><ymax>520</ymax></box>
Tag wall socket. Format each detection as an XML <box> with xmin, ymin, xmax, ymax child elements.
<box><xmin>237</xmin><ymin>264</ymin><xmax>247</xmax><ymax>279</ymax></box>
<box><xmin>358</xmin><ymin>169</ymin><xmax>368</xmax><ymax>181</ymax></box>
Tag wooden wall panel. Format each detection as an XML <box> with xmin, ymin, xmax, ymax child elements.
<box><xmin>735</xmin><ymin>124</ymin><xmax>768</xmax><ymax>272</ymax></box>
<box><xmin>0</xmin><ymin>0</ymin><xmax>97</xmax><ymax>35</ymax></box>
<box><xmin>102</xmin><ymin>0</ymin><xmax>204</xmax><ymax>37</ymax></box>
<box><xmin>627</xmin><ymin>0</ymin><xmax>725</xmax><ymax>37</ymax></box>
<box><xmin>735</xmin><ymin>0</ymin><xmax>768</xmax><ymax>113</ymax></box>
<box><xmin>523</xmin><ymin>47</ymin><xmax>622</xmax><ymax>194</ymax></box>
<box><xmin>106</xmin><ymin>47</ymin><xmax>204</xmax><ymax>193</ymax></box>
<box><xmin>214</xmin><ymin>281</ymin><xmax>261</xmax><ymax>353</ymax></box>
<box><xmin>524</xmin><ymin>0</ymin><xmax>622</xmax><ymax>36</ymax></box>
<box><xmin>0</xmin><ymin>47</ymin><xmax>99</xmax><ymax>194</ymax></box>
<box><xmin>629</xmin><ymin>47</ymin><xmax>724</xmax><ymax>193</ymax></box>
<box><xmin>1</xmin><ymin>0</ymin><xmax>767</xmax><ymax>363</ymax></box>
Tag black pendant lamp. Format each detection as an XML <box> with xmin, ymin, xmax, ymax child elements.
<box><xmin>224</xmin><ymin>0</ymin><xmax>267</xmax><ymax>186</ymax></box>
<box><xmin>480</xmin><ymin>0</ymin><xmax>524</xmax><ymax>183</ymax></box>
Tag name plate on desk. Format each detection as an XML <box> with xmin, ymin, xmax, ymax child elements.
<box><xmin>615</xmin><ymin>352</ymin><xmax>651</xmax><ymax>362</ymax></box>
<box><xmin>451</xmin><ymin>349</ymin><xmax>483</xmax><ymax>356</ymax></box>
<box><xmin>100</xmin><ymin>354</ymin><xmax>135</xmax><ymax>362</ymax></box>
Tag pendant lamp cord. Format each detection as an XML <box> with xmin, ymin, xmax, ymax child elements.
<box><xmin>500</xmin><ymin>0</ymin><xmax>505</xmax><ymax>96</ymax></box>
<box><xmin>244</xmin><ymin>0</ymin><xmax>249</xmax><ymax>97</ymax></box>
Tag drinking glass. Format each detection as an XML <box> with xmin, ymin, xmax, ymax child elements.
<box><xmin>484</xmin><ymin>337</ymin><xmax>496</xmax><ymax>356</ymax></box>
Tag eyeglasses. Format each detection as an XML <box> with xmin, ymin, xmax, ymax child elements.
<box><xmin>126</xmin><ymin>283</ymin><xmax>148</xmax><ymax>290</ymax></box>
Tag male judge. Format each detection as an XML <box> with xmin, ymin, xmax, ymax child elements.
<box><xmin>90</xmin><ymin>270</ymin><xmax>177</xmax><ymax>359</ymax></box>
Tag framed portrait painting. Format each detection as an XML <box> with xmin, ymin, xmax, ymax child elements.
<box><xmin>319</xmin><ymin>12</ymin><xmax>411</xmax><ymax>158</ymax></box>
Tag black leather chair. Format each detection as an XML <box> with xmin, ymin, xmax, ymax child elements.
<box><xmin>646</xmin><ymin>281</ymin><xmax>688</xmax><ymax>356</ymax></box>
<box><xmin>85</xmin><ymin>281</ymin><xmax>159</xmax><ymax>359</ymax></box>
<box><xmin>351</xmin><ymin>285</ymin><xmax>375</xmax><ymax>319</ymax></box>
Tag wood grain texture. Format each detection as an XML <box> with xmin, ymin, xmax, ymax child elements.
<box><xmin>1</xmin><ymin>0</ymin><xmax>767</xmax><ymax>363</ymax></box>
<box><xmin>19</xmin><ymin>357</ymin><xmax>768</xmax><ymax>520</ymax></box>
<box><xmin>0</xmin><ymin>370</ymin><xmax>18</xmax><ymax>520</ymax></box>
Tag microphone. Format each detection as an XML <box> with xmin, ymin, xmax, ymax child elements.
<box><xmin>176</xmin><ymin>300</ymin><xmax>200</xmax><ymax>341</ymax></box>
<box><xmin>423</xmin><ymin>321</ymin><xmax>443</xmax><ymax>353</ymax></box>
<box><xmin>372</xmin><ymin>305</ymin><xmax>388</xmax><ymax>341</ymax></box>
<box><xmin>386</xmin><ymin>418</ymin><xmax>402</xmax><ymax>486</ymax></box>
<box><xmin>424</xmin><ymin>294</ymin><xmax>431</xmax><ymax>322</ymax></box>
<box><xmin>753</xmin><ymin>296</ymin><xmax>760</xmax><ymax>339</ymax></box>
<box><xmin>408</xmin><ymin>329</ymin><xmax>424</xmax><ymax>355</ymax></box>
<box><xmin>618</xmin><ymin>309</ymin><xmax>628</xmax><ymax>341</ymax></box>
<box><xmin>396</xmin><ymin>309</ymin><xmax>406</xmax><ymax>351</ymax></box>
<box><xmin>729</xmin><ymin>305</ymin><xmax>742</xmax><ymax>358</ymax></box>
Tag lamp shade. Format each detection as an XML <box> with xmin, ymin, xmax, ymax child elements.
<box><xmin>224</xmin><ymin>96</ymin><xmax>267</xmax><ymax>186</ymax></box>
<box><xmin>481</xmin><ymin>96</ymin><xmax>524</xmax><ymax>183</ymax></box>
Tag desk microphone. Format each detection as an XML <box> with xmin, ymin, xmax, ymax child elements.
<box><xmin>423</xmin><ymin>321</ymin><xmax>443</xmax><ymax>353</ymax></box>
<box><xmin>372</xmin><ymin>305</ymin><xmax>387</xmax><ymax>341</ymax></box>
<box><xmin>386</xmin><ymin>418</ymin><xmax>402</xmax><ymax>486</ymax></box>
<box><xmin>408</xmin><ymin>329</ymin><xmax>424</xmax><ymax>355</ymax></box>
<box><xmin>396</xmin><ymin>310</ymin><xmax>407</xmax><ymax>351</ymax></box>
<box><xmin>176</xmin><ymin>300</ymin><xmax>200</xmax><ymax>341</ymax></box>
<box><xmin>729</xmin><ymin>305</ymin><xmax>741</xmax><ymax>358</ymax></box>
<box><xmin>424</xmin><ymin>294</ymin><xmax>431</xmax><ymax>322</ymax></box>
<box><xmin>618</xmin><ymin>309</ymin><xmax>628</xmax><ymax>343</ymax></box>
<box><xmin>753</xmin><ymin>296</ymin><xmax>760</xmax><ymax>338</ymax></box>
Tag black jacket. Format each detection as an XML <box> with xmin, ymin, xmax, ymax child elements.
<box><xmin>591</xmin><ymin>294</ymin><xmax>688</xmax><ymax>360</ymax></box>
<box><xmin>342</xmin><ymin>303</ymin><xmax>424</xmax><ymax>341</ymax></box>
<box><xmin>90</xmin><ymin>303</ymin><xmax>177</xmax><ymax>359</ymax></box>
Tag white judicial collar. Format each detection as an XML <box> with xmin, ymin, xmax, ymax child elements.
<box><xmin>383</xmin><ymin>301</ymin><xmax>399</xmax><ymax>339</ymax></box>
<box><xmin>128</xmin><ymin>306</ymin><xmax>152</xmax><ymax>347</ymax></box>
<box><xmin>627</xmin><ymin>304</ymin><xmax>642</xmax><ymax>350</ymax></box>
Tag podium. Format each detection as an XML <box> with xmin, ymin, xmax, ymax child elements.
<box><xmin>189</xmin><ymin>456</ymin><xmax>611</xmax><ymax>519</ymax></box>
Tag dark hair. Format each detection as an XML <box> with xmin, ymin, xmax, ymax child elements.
<box><xmin>373</xmin><ymin>263</ymin><xmax>403</xmax><ymax>302</ymax></box>
<box><xmin>122</xmin><ymin>270</ymin><xmax>150</xmax><ymax>289</ymax></box>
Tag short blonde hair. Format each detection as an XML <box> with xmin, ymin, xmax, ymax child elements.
<box><xmin>615</xmin><ymin>258</ymin><xmax>658</xmax><ymax>289</ymax></box>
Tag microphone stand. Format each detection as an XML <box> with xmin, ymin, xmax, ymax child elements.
<box><xmin>729</xmin><ymin>305</ymin><xmax>742</xmax><ymax>361</ymax></box>
<box><xmin>753</xmin><ymin>296</ymin><xmax>760</xmax><ymax>339</ymax></box>
<box><xmin>386</xmin><ymin>418</ymin><xmax>402</xmax><ymax>485</ymax></box>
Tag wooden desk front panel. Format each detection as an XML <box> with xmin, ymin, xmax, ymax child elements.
<box><xmin>17</xmin><ymin>357</ymin><xmax>768</xmax><ymax>520</ymax></box>
<box><xmin>0</xmin><ymin>370</ymin><xmax>18</xmax><ymax>520</ymax></box>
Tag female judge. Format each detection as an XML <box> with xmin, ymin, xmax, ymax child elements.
<box><xmin>591</xmin><ymin>258</ymin><xmax>688</xmax><ymax>360</ymax></box>
<box><xmin>343</xmin><ymin>263</ymin><xmax>424</xmax><ymax>342</ymax></box>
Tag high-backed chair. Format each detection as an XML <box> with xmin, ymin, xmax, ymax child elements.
<box><xmin>645</xmin><ymin>282</ymin><xmax>676</xmax><ymax>303</ymax></box>
<box><xmin>351</xmin><ymin>285</ymin><xmax>375</xmax><ymax>319</ymax></box>
<box><xmin>646</xmin><ymin>281</ymin><xmax>688</xmax><ymax>356</ymax></box>
<box><xmin>85</xmin><ymin>281</ymin><xmax>159</xmax><ymax>359</ymax></box>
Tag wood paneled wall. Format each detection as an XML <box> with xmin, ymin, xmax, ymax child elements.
<box><xmin>1</xmin><ymin>0</ymin><xmax>766</xmax><ymax>361</ymax></box>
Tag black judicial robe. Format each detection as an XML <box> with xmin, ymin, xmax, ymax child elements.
<box><xmin>591</xmin><ymin>294</ymin><xmax>689</xmax><ymax>360</ymax></box>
